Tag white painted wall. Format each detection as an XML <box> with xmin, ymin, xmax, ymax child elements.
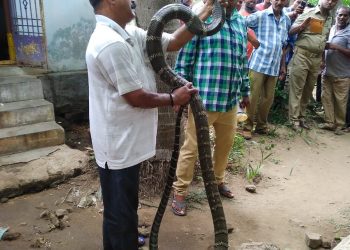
<box><xmin>42</xmin><ymin>0</ymin><xmax>95</xmax><ymax>72</ymax></box>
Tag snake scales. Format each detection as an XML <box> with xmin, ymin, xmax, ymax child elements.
<box><xmin>146</xmin><ymin>2</ymin><xmax>229</xmax><ymax>250</ymax></box>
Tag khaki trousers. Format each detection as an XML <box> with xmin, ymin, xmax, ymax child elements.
<box><xmin>173</xmin><ymin>107</ymin><xmax>237</xmax><ymax>196</ymax></box>
<box><xmin>244</xmin><ymin>70</ymin><xmax>277</xmax><ymax>131</ymax></box>
<box><xmin>288</xmin><ymin>47</ymin><xmax>322</xmax><ymax>122</ymax></box>
<box><xmin>321</xmin><ymin>75</ymin><xmax>350</xmax><ymax>127</ymax></box>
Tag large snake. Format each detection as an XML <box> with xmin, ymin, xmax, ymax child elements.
<box><xmin>146</xmin><ymin>2</ymin><xmax>229</xmax><ymax>250</ymax></box>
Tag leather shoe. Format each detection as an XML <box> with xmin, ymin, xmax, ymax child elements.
<box><xmin>241</xmin><ymin>130</ymin><xmax>252</xmax><ymax>140</ymax></box>
<box><xmin>255</xmin><ymin>128</ymin><xmax>269</xmax><ymax>135</ymax></box>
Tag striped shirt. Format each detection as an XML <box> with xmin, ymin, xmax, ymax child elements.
<box><xmin>246</xmin><ymin>7</ymin><xmax>291</xmax><ymax>76</ymax></box>
<box><xmin>175</xmin><ymin>9</ymin><xmax>250</xmax><ymax>112</ymax></box>
<box><xmin>86</xmin><ymin>15</ymin><xmax>171</xmax><ymax>169</ymax></box>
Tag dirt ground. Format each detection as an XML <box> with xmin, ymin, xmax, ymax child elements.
<box><xmin>0</xmin><ymin>120</ymin><xmax>350</xmax><ymax>250</ymax></box>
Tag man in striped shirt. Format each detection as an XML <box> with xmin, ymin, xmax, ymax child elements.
<box><xmin>242</xmin><ymin>0</ymin><xmax>291</xmax><ymax>139</ymax></box>
<box><xmin>172</xmin><ymin>0</ymin><xmax>250</xmax><ymax>216</ymax></box>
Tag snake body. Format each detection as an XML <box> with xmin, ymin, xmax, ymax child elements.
<box><xmin>146</xmin><ymin>3</ymin><xmax>228</xmax><ymax>250</ymax></box>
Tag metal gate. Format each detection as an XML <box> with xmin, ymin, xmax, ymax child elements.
<box><xmin>10</xmin><ymin>0</ymin><xmax>46</xmax><ymax>66</ymax></box>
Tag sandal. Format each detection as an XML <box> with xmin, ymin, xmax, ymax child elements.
<box><xmin>171</xmin><ymin>194</ymin><xmax>187</xmax><ymax>216</ymax></box>
<box><xmin>218</xmin><ymin>183</ymin><xmax>235</xmax><ymax>199</ymax></box>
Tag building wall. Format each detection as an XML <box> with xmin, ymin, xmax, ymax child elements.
<box><xmin>43</xmin><ymin>0</ymin><xmax>95</xmax><ymax>72</ymax></box>
<box><xmin>40</xmin><ymin>71</ymin><xmax>89</xmax><ymax>121</ymax></box>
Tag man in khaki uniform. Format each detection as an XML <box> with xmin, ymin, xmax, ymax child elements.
<box><xmin>288</xmin><ymin>0</ymin><xmax>338</xmax><ymax>131</ymax></box>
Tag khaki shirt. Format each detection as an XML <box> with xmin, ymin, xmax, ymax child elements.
<box><xmin>293</xmin><ymin>6</ymin><xmax>333</xmax><ymax>53</ymax></box>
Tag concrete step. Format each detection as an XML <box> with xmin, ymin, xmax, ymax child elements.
<box><xmin>0</xmin><ymin>121</ymin><xmax>65</xmax><ymax>156</ymax></box>
<box><xmin>0</xmin><ymin>146</ymin><xmax>59</xmax><ymax>166</ymax></box>
<box><xmin>0</xmin><ymin>145</ymin><xmax>88</xmax><ymax>200</ymax></box>
<box><xmin>0</xmin><ymin>99</ymin><xmax>54</xmax><ymax>129</ymax></box>
<box><xmin>0</xmin><ymin>77</ymin><xmax>43</xmax><ymax>103</ymax></box>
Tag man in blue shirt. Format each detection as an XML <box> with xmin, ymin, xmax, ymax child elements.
<box><xmin>242</xmin><ymin>0</ymin><xmax>291</xmax><ymax>139</ymax></box>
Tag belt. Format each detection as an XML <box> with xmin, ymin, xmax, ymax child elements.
<box><xmin>295</xmin><ymin>47</ymin><xmax>323</xmax><ymax>58</ymax></box>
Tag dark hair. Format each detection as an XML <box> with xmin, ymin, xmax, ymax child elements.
<box><xmin>337</xmin><ymin>6</ymin><xmax>350</xmax><ymax>15</ymax></box>
<box><xmin>89</xmin><ymin>0</ymin><xmax>101</xmax><ymax>9</ymax></box>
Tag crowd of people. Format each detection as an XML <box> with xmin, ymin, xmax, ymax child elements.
<box><xmin>171</xmin><ymin>0</ymin><xmax>349</xmax><ymax>216</ymax></box>
<box><xmin>86</xmin><ymin>0</ymin><xmax>349</xmax><ymax>249</ymax></box>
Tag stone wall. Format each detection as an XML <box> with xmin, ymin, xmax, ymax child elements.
<box><xmin>40</xmin><ymin>71</ymin><xmax>89</xmax><ymax>122</ymax></box>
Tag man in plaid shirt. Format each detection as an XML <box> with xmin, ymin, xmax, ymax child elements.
<box><xmin>242</xmin><ymin>0</ymin><xmax>291</xmax><ymax>139</ymax></box>
<box><xmin>171</xmin><ymin>0</ymin><xmax>250</xmax><ymax>216</ymax></box>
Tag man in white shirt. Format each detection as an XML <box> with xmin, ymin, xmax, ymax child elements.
<box><xmin>86</xmin><ymin>0</ymin><xmax>225</xmax><ymax>249</ymax></box>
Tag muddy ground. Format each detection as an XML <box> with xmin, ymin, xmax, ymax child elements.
<box><xmin>0</xmin><ymin>119</ymin><xmax>350</xmax><ymax>250</ymax></box>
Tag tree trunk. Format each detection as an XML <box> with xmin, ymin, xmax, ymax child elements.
<box><xmin>136</xmin><ymin>0</ymin><xmax>182</xmax><ymax>195</ymax></box>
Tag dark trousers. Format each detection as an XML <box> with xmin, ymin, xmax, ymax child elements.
<box><xmin>99</xmin><ymin>163</ymin><xmax>140</xmax><ymax>250</ymax></box>
<box><xmin>316</xmin><ymin>73</ymin><xmax>322</xmax><ymax>103</ymax></box>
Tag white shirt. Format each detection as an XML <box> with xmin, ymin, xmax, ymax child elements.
<box><xmin>192</xmin><ymin>1</ymin><xmax>205</xmax><ymax>15</ymax></box>
<box><xmin>86</xmin><ymin>15</ymin><xmax>171</xmax><ymax>169</ymax></box>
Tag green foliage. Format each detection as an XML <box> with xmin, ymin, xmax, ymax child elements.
<box><xmin>185</xmin><ymin>190</ymin><xmax>207</xmax><ymax>208</ymax></box>
<box><xmin>246</xmin><ymin>164</ymin><xmax>263</xmax><ymax>183</ymax></box>
<box><xmin>308</xmin><ymin>0</ymin><xmax>318</xmax><ymax>6</ymax></box>
<box><xmin>246</xmin><ymin>147</ymin><xmax>272</xmax><ymax>183</ymax></box>
<box><xmin>228</xmin><ymin>134</ymin><xmax>246</xmax><ymax>163</ymax></box>
<box><xmin>266</xmin><ymin>127</ymin><xmax>280</xmax><ymax>138</ymax></box>
<box><xmin>269</xmin><ymin>85</ymin><xmax>289</xmax><ymax>125</ymax></box>
<box><xmin>264</xmin><ymin>143</ymin><xmax>276</xmax><ymax>151</ymax></box>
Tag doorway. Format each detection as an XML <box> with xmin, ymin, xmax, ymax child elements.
<box><xmin>0</xmin><ymin>0</ymin><xmax>15</xmax><ymax>64</ymax></box>
<box><xmin>0</xmin><ymin>1</ymin><xmax>9</xmax><ymax>60</ymax></box>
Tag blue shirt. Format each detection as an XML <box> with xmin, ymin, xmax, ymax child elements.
<box><xmin>246</xmin><ymin>7</ymin><xmax>291</xmax><ymax>76</ymax></box>
<box><xmin>283</xmin><ymin>8</ymin><xmax>298</xmax><ymax>65</ymax></box>
<box><xmin>175</xmin><ymin>10</ymin><xmax>250</xmax><ymax>112</ymax></box>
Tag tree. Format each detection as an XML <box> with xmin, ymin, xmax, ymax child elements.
<box><xmin>136</xmin><ymin>0</ymin><xmax>182</xmax><ymax>195</ymax></box>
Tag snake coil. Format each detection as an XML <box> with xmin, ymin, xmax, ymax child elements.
<box><xmin>146</xmin><ymin>2</ymin><xmax>228</xmax><ymax>250</ymax></box>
